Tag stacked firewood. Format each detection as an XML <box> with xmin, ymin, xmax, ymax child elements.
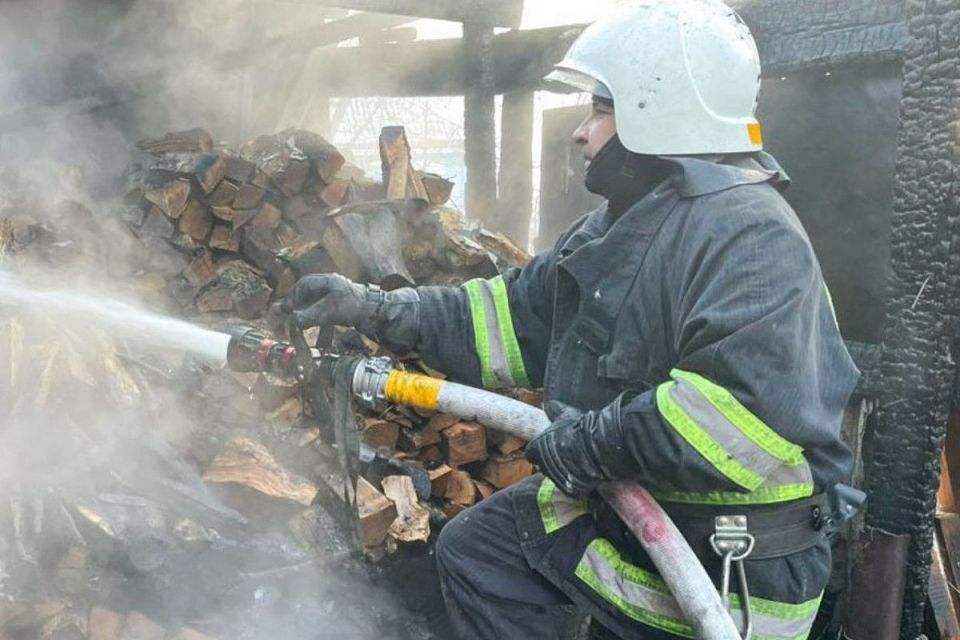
<box><xmin>123</xmin><ymin>126</ymin><xmax>526</xmax><ymax>320</ymax></box>
<box><xmin>0</xmin><ymin>125</ymin><xmax>539</xmax><ymax>639</ymax></box>
<box><xmin>121</xmin><ymin>126</ymin><xmax>539</xmax><ymax>556</ymax></box>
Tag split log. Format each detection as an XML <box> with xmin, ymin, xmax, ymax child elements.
<box><xmin>427</xmin><ymin>413</ymin><xmax>461</xmax><ymax>432</ymax></box>
<box><xmin>325</xmin><ymin>206</ymin><xmax>415</xmax><ymax>285</ymax></box>
<box><xmin>266</xmin><ymin>396</ymin><xmax>302</xmax><ymax>432</ymax></box>
<box><xmin>203</xmin><ymin>436</ymin><xmax>318</xmax><ymax>506</ymax></box>
<box><xmin>204</xmin><ymin>180</ymin><xmax>239</xmax><ymax>207</ymax></box>
<box><xmin>429</xmin><ymin>464</ymin><xmax>452</xmax><ymax>495</ymax></box>
<box><xmin>476</xmin><ymin>228</ymin><xmax>530</xmax><ymax>269</ymax></box>
<box><xmin>176</xmin><ymin>154</ymin><xmax>226</xmax><ymax>195</ymax></box>
<box><xmin>275</xmin><ymin>222</ymin><xmax>303</xmax><ymax>247</ymax></box>
<box><xmin>285</xmin><ymin>193</ymin><xmax>325</xmax><ymax>221</ymax></box>
<box><xmin>399</xmin><ymin>426</ymin><xmax>441</xmax><ymax>451</ymax></box>
<box><xmin>233</xmin><ymin>183</ymin><xmax>266</xmax><ymax>210</ymax></box>
<box><xmin>136</xmin><ymin>128</ymin><xmax>213</xmax><ymax>155</ymax></box>
<box><xmin>442</xmin><ymin>502</ymin><xmax>467</xmax><ymax>519</ymax></box>
<box><xmin>930</xmin><ymin>527</ymin><xmax>960</xmax><ymax>639</ymax></box>
<box><xmin>209</xmin><ymin>225</ymin><xmax>241</xmax><ymax>252</ymax></box>
<box><xmin>278</xmin><ymin>128</ymin><xmax>345</xmax><ymax>183</ymax></box>
<box><xmin>223</xmin><ymin>155</ymin><xmax>256</xmax><ymax>183</ymax></box>
<box><xmin>178</xmin><ymin>201</ymin><xmax>214</xmax><ymax>241</ymax></box>
<box><xmin>357</xmin><ymin>476</ymin><xmax>399</xmax><ymax>547</ymax></box>
<box><xmin>137</xmin><ymin>207</ymin><xmax>175</xmax><ymax>238</ymax></box>
<box><xmin>171</xmin><ymin>629</ymin><xmax>216</xmax><ymax>640</ymax></box>
<box><xmin>253</xmin><ymin>373</ymin><xmax>299</xmax><ymax>412</ymax></box>
<box><xmin>419</xmin><ymin>446</ymin><xmax>442</xmax><ymax>464</ymax></box>
<box><xmin>379</xmin><ymin>126</ymin><xmax>427</xmax><ymax>199</ymax></box>
<box><xmin>144</xmin><ymin>179</ymin><xmax>191</xmax><ymax>219</ymax></box>
<box><xmin>320</xmin><ymin>179</ymin><xmax>350</xmax><ymax>208</ymax></box>
<box><xmin>210</xmin><ymin>206</ymin><xmax>235</xmax><ymax>222</ymax></box>
<box><xmin>182</xmin><ymin>252</ymin><xmax>218</xmax><ymax>290</ymax></box>
<box><xmin>195</xmin><ymin>261</ymin><xmax>272</xmax><ymax>318</ymax></box>
<box><xmin>362</xmin><ymin>418</ymin><xmax>400</xmax><ymax>451</ymax></box>
<box><xmin>89</xmin><ymin>607</ymin><xmax>125</xmax><ymax>640</ymax></box>
<box><xmin>474</xmin><ymin>480</ymin><xmax>495</xmax><ymax>500</ymax></box>
<box><xmin>419</xmin><ymin>172</ymin><xmax>454</xmax><ymax>205</ymax></box>
<box><xmin>382</xmin><ymin>475</ymin><xmax>430</xmax><ymax>543</ymax></box>
<box><xmin>487</xmin><ymin>429</ymin><xmax>526</xmax><ymax>455</ymax></box>
<box><xmin>0</xmin><ymin>602</ymin><xmax>66</xmax><ymax>633</ymax></box>
<box><xmin>265</xmin><ymin>156</ymin><xmax>311</xmax><ymax>197</ymax></box>
<box><xmin>480</xmin><ymin>450</ymin><xmax>534</xmax><ymax>489</ymax></box>
<box><xmin>119</xmin><ymin>612</ymin><xmax>165</xmax><ymax>640</ymax></box>
<box><xmin>441</xmin><ymin>421</ymin><xmax>487</xmax><ymax>468</ymax></box>
<box><xmin>431</xmin><ymin>467</ymin><xmax>476</xmax><ymax>506</ymax></box>
<box><xmin>232</xmin><ymin>208</ymin><xmax>259</xmax><ymax>230</ymax></box>
<box><xmin>250</xmin><ymin>202</ymin><xmax>282</xmax><ymax>230</ymax></box>
<box><xmin>250</xmin><ymin>170</ymin><xmax>277</xmax><ymax>193</ymax></box>
<box><xmin>42</xmin><ymin>620</ymin><xmax>85</xmax><ymax>640</ymax></box>
<box><xmin>287</xmin><ymin>504</ymin><xmax>349</xmax><ymax>556</ymax></box>
<box><xmin>240</xmin><ymin>227</ymin><xmax>283</xmax><ymax>274</ymax></box>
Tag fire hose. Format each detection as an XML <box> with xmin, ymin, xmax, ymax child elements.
<box><xmin>226</xmin><ymin>325</ymin><xmax>744</xmax><ymax>640</ymax></box>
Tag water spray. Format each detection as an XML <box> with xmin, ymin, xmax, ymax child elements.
<box><xmin>0</xmin><ymin>270</ymin><xmax>231</xmax><ymax>363</ymax></box>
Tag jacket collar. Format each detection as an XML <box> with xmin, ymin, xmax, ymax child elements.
<box><xmin>663</xmin><ymin>151</ymin><xmax>790</xmax><ymax>197</ymax></box>
<box><xmin>554</xmin><ymin>152</ymin><xmax>788</xmax><ymax>331</ymax></box>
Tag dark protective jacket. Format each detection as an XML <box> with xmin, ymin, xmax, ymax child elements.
<box><xmin>416</xmin><ymin>152</ymin><xmax>859</xmax><ymax>638</ymax></box>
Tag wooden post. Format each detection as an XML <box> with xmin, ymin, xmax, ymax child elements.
<box><xmin>463</xmin><ymin>21</ymin><xmax>498</xmax><ymax>225</ymax></box>
<box><xmin>497</xmin><ymin>90</ymin><xmax>534</xmax><ymax>247</ymax></box>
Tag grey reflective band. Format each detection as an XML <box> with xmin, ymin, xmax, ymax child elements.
<box><xmin>576</xmin><ymin>538</ymin><xmax>822</xmax><ymax>639</ymax></box>
<box><xmin>537</xmin><ymin>478</ymin><xmax>590</xmax><ymax>534</ymax></box>
<box><xmin>656</xmin><ymin>369</ymin><xmax>814</xmax><ymax>505</ymax></box>
<box><xmin>464</xmin><ymin>276</ymin><xmax>532</xmax><ymax>389</ymax></box>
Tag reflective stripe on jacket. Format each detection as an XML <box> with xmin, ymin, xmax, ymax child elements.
<box><xmin>418</xmin><ymin>152</ymin><xmax>858</xmax><ymax>505</ymax></box>
<box><xmin>416</xmin><ymin>152</ymin><xmax>859</xmax><ymax>637</ymax></box>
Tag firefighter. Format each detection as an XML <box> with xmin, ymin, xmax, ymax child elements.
<box><xmin>284</xmin><ymin>1</ymin><xmax>859</xmax><ymax>637</ymax></box>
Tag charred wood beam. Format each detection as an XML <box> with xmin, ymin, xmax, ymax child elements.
<box><xmin>245</xmin><ymin>13</ymin><xmax>414</xmax><ymax>135</ymax></box>
<box><xmin>463</xmin><ymin>21</ymin><xmax>498</xmax><ymax>224</ymax></box>
<box><xmin>303</xmin><ymin>25</ymin><xmax>585</xmax><ymax>97</ymax></box>
<box><xmin>302</xmin><ymin>0</ymin><xmax>523</xmax><ymax>27</ymax></box>
<box><xmin>496</xmin><ymin>90</ymin><xmax>534</xmax><ymax>247</ymax></box>
<box><xmin>257</xmin><ymin>12</ymin><xmax>414</xmax><ymax>56</ymax></box>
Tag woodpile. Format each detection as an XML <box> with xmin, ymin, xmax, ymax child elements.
<box><xmin>123</xmin><ymin>125</ymin><xmax>519</xmax><ymax>319</ymax></box>
<box><xmin>0</xmin><ymin>125</ymin><xmax>535</xmax><ymax>639</ymax></box>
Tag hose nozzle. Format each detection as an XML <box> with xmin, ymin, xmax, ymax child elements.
<box><xmin>226</xmin><ymin>326</ymin><xmax>298</xmax><ymax>376</ymax></box>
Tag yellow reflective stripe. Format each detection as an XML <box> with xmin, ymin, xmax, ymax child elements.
<box><xmin>575</xmin><ymin>538</ymin><xmax>821</xmax><ymax>639</ymax></box>
<box><xmin>670</xmin><ymin>370</ymin><xmax>804</xmax><ymax>465</ymax></box>
<box><xmin>657</xmin><ymin>369</ymin><xmax>815</xmax><ymax>504</ymax></box>
<box><xmin>464</xmin><ymin>280</ymin><xmax>496</xmax><ymax>388</ymax></box>
<box><xmin>490</xmin><ymin>276</ymin><xmax>531</xmax><ymax>388</ymax></box>
<box><xmin>537</xmin><ymin>478</ymin><xmax>589</xmax><ymax>534</ymax></box>
<box><xmin>657</xmin><ymin>382</ymin><xmax>766</xmax><ymax>491</ymax></box>
<box><xmin>651</xmin><ymin>482</ymin><xmax>814</xmax><ymax>506</ymax></box>
<box><xmin>823</xmin><ymin>283</ymin><xmax>839</xmax><ymax>330</ymax></box>
<box><xmin>463</xmin><ymin>277</ymin><xmax>530</xmax><ymax>389</ymax></box>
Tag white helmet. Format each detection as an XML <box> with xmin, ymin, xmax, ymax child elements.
<box><xmin>547</xmin><ymin>0</ymin><xmax>763</xmax><ymax>155</ymax></box>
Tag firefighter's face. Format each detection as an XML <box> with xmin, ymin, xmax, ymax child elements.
<box><xmin>573</xmin><ymin>98</ymin><xmax>617</xmax><ymax>172</ymax></box>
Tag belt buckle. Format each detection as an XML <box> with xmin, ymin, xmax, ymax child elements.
<box><xmin>710</xmin><ymin>515</ymin><xmax>755</xmax><ymax>640</ymax></box>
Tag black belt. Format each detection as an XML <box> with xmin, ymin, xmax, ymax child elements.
<box><xmin>661</xmin><ymin>493</ymin><xmax>829</xmax><ymax>560</ymax></box>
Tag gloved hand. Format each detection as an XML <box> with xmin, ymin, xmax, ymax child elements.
<box><xmin>526</xmin><ymin>395</ymin><xmax>636</xmax><ymax>498</ymax></box>
<box><xmin>282</xmin><ymin>273</ymin><xmax>421</xmax><ymax>353</ymax></box>
<box><xmin>525</xmin><ymin>401</ymin><xmax>604</xmax><ymax>498</ymax></box>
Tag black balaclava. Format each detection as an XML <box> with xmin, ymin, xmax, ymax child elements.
<box><xmin>584</xmin><ymin>126</ymin><xmax>674</xmax><ymax>218</ymax></box>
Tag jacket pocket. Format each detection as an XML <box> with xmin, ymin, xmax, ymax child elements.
<box><xmin>597</xmin><ymin>340</ymin><xmax>654</xmax><ymax>393</ymax></box>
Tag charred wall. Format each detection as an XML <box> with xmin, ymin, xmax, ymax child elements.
<box><xmin>734</xmin><ymin>0</ymin><xmax>960</xmax><ymax>636</ymax></box>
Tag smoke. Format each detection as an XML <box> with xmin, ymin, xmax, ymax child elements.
<box><xmin>0</xmin><ymin>2</ymin><xmax>442</xmax><ymax>638</ymax></box>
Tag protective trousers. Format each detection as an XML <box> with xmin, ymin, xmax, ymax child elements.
<box><xmin>436</xmin><ymin>476</ymin><xmax>830</xmax><ymax>640</ymax></box>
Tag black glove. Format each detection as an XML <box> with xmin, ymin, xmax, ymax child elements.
<box><xmin>282</xmin><ymin>273</ymin><xmax>420</xmax><ymax>353</ymax></box>
<box><xmin>525</xmin><ymin>398</ymin><xmax>632</xmax><ymax>498</ymax></box>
